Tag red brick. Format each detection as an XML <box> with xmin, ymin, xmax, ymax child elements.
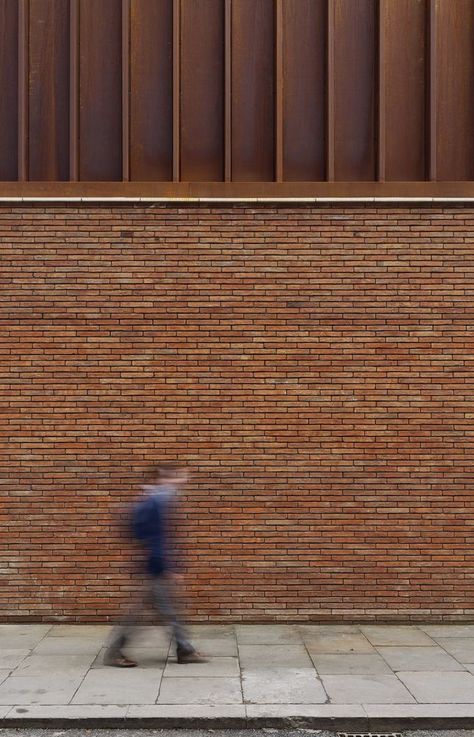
<box><xmin>0</xmin><ymin>202</ymin><xmax>473</xmax><ymax>623</ymax></box>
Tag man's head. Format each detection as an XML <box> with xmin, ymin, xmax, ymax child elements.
<box><xmin>149</xmin><ymin>464</ymin><xmax>188</xmax><ymax>487</ymax></box>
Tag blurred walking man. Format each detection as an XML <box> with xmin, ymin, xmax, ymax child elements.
<box><xmin>104</xmin><ymin>464</ymin><xmax>207</xmax><ymax>667</ymax></box>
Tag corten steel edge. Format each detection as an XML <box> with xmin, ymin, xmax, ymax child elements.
<box><xmin>2</xmin><ymin>182</ymin><xmax>474</xmax><ymax>200</ymax></box>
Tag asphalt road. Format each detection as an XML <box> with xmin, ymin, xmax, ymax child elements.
<box><xmin>1</xmin><ymin>729</ymin><xmax>474</xmax><ymax>737</ymax></box>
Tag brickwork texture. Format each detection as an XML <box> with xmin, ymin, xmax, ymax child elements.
<box><xmin>1</xmin><ymin>204</ymin><xmax>473</xmax><ymax>622</ymax></box>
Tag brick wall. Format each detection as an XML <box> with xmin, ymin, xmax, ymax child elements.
<box><xmin>1</xmin><ymin>203</ymin><xmax>473</xmax><ymax>623</ymax></box>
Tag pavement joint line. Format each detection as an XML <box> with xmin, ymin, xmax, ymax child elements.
<box><xmin>68</xmin><ymin>649</ymin><xmax>96</xmax><ymax>706</ymax></box>
<box><xmin>370</xmin><ymin>636</ymin><xmax>435</xmax><ymax>700</ymax></box>
<box><xmin>389</xmin><ymin>667</ymin><xmax>418</xmax><ymax>706</ymax></box>
<box><xmin>237</xmin><ymin>631</ymin><xmax>245</xmax><ymax>711</ymax></box>
<box><xmin>155</xmin><ymin>630</ymin><xmax>173</xmax><ymax>704</ymax></box>
<box><xmin>36</xmin><ymin>624</ymin><xmax>54</xmax><ymax>647</ymax></box>
<box><xmin>301</xmin><ymin>626</ymin><xmax>330</xmax><ymax>705</ymax></box>
<box><xmin>431</xmin><ymin>632</ymin><xmax>471</xmax><ymax>668</ymax></box>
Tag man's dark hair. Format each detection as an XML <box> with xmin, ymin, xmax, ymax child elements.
<box><xmin>147</xmin><ymin>463</ymin><xmax>182</xmax><ymax>481</ymax></box>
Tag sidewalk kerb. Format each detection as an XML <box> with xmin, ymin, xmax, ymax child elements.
<box><xmin>4</xmin><ymin>708</ymin><xmax>474</xmax><ymax>730</ymax></box>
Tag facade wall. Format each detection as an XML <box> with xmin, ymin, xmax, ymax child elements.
<box><xmin>1</xmin><ymin>203</ymin><xmax>473</xmax><ymax>623</ymax></box>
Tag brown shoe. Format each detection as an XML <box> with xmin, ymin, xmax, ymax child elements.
<box><xmin>176</xmin><ymin>649</ymin><xmax>208</xmax><ymax>664</ymax></box>
<box><xmin>104</xmin><ymin>651</ymin><xmax>137</xmax><ymax>668</ymax></box>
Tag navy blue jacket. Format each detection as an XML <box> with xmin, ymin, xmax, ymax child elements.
<box><xmin>132</xmin><ymin>485</ymin><xmax>178</xmax><ymax>575</ymax></box>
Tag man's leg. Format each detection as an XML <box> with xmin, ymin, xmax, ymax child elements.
<box><xmin>151</xmin><ymin>574</ymin><xmax>194</xmax><ymax>655</ymax></box>
<box><xmin>104</xmin><ymin>616</ymin><xmax>135</xmax><ymax>662</ymax></box>
<box><xmin>104</xmin><ymin>577</ymin><xmax>150</xmax><ymax>665</ymax></box>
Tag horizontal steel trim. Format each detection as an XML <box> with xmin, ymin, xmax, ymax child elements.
<box><xmin>1</xmin><ymin>181</ymin><xmax>474</xmax><ymax>201</ymax></box>
<box><xmin>1</xmin><ymin>196</ymin><xmax>474</xmax><ymax>203</ymax></box>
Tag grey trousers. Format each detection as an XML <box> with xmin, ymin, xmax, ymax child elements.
<box><xmin>107</xmin><ymin>574</ymin><xmax>193</xmax><ymax>655</ymax></box>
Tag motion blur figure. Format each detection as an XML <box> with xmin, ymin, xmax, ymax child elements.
<box><xmin>104</xmin><ymin>464</ymin><xmax>207</xmax><ymax>667</ymax></box>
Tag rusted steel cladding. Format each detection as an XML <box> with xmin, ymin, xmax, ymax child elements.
<box><xmin>282</xmin><ymin>0</ymin><xmax>326</xmax><ymax>181</ymax></box>
<box><xmin>79</xmin><ymin>0</ymin><xmax>122</xmax><ymax>181</ymax></box>
<box><xmin>130</xmin><ymin>0</ymin><xmax>173</xmax><ymax>181</ymax></box>
<box><xmin>180</xmin><ymin>0</ymin><xmax>225</xmax><ymax>181</ymax></box>
<box><xmin>1</xmin><ymin>0</ymin><xmax>474</xmax><ymax>187</ymax></box>
<box><xmin>436</xmin><ymin>0</ymin><xmax>474</xmax><ymax>180</ymax></box>
<box><xmin>384</xmin><ymin>0</ymin><xmax>426</xmax><ymax>181</ymax></box>
<box><xmin>0</xmin><ymin>0</ymin><xmax>18</xmax><ymax>181</ymax></box>
<box><xmin>29</xmin><ymin>0</ymin><xmax>70</xmax><ymax>181</ymax></box>
<box><xmin>333</xmin><ymin>0</ymin><xmax>376</xmax><ymax>181</ymax></box>
<box><xmin>231</xmin><ymin>0</ymin><xmax>275</xmax><ymax>181</ymax></box>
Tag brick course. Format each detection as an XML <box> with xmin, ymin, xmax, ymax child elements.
<box><xmin>1</xmin><ymin>203</ymin><xmax>473</xmax><ymax>622</ymax></box>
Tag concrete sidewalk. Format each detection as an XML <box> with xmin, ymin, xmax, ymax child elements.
<box><xmin>1</xmin><ymin>623</ymin><xmax>474</xmax><ymax>729</ymax></box>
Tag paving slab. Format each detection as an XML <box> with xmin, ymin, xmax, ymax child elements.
<box><xmin>377</xmin><ymin>646</ymin><xmax>465</xmax><ymax>671</ymax></box>
<box><xmin>360</xmin><ymin>625</ymin><xmax>434</xmax><ymax>646</ymax></box>
<box><xmin>121</xmin><ymin>626</ymin><xmax>172</xmax><ymax>647</ymax></box>
<box><xmin>71</xmin><ymin>668</ymin><xmax>162</xmax><ymax>705</ymax></box>
<box><xmin>124</xmin><ymin>647</ymin><xmax>169</xmax><ymax>667</ymax></box>
<box><xmin>0</xmin><ymin>651</ymin><xmax>30</xmax><ymax>670</ymax></box>
<box><xmin>0</xmin><ymin>674</ymin><xmax>83</xmax><ymax>705</ymax></box>
<box><xmin>0</xmin><ymin>625</ymin><xmax>51</xmax><ymax>637</ymax></box>
<box><xmin>47</xmin><ymin>625</ymin><xmax>111</xmax><ymax>638</ymax></box>
<box><xmin>191</xmin><ymin>637</ymin><xmax>238</xmax><ymax>657</ymax></box>
<box><xmin>242</xmin><ymin>667</ymin><xmax>326</xmax><ymax>704</ymax></box>
<box><xmin>0</xmin><ymin>705</ymin><xmax>16</xmax><ymax>718</ymax></box>
<box><xmin>127</xmin><ymin>704</ymin><xmax>246</xmax><ymax>718</ymax></box>
<box><xmin>0</xmin><ymin>672</ymin><xmax>11</xmax><ymax>686</ymax></box>
<box><xmin>190</xmin><ymin>625</ymin><xmax>236</xmax><ymax>638</ymax></box>
<box><xmin>157</xmin><ymin>677</ymin><xmax>242</xmax><ymax>704</ymax></box>
<box><xmin>0</xmin><ymin>626</ymin><xmax>51</xmax><ymax>650</ymax></box>
<box><xmin>397</xmin><ymin>670</ymin><xmax>474</xmax><ymax>703</ymax></box>
<box><xmin>239</xmin><ymin>644</ymin><xmax>313</xmax><ymax>670</ymax></box>
<box><xmin>2</xmin><ymin>622</ymin><xmax>474</xmax><ymax>728</ymax></box>
<box><xmin>299</xmin><ymin>624</ymin><xmax>361</xmax><ymax>635</ymax></box>
<box><xmin>164</xmin><ymin>656</ymin><xmax>239</xmax><ymax>678</ymax></box>
<box><xmin>246</xmin><ymin>703</ymin><xmax>367</xmax><ymax>718</ymax></box>
<box><xmin>321</xmin><ymin>674</ymin><xmax>416</xmax><ymax>704</ymax></box>
<box><xmin>92</xmin><ymin>646</ymin><xmax>169</xmax><ymax>669</ymax></box>
<box><xmin>434</xmin><ymin>637</ymin><xmax>474</xmax><ymax>663</ymax></box>
<box><xmin>420</xmin><ymin>624</ymin><xmax>474</xmax><ymax>638</ymax></box>
<box><xmin>5</xmin><ymin>704</ymin><xmax>128</xmax><ymax>719</ymax></box>
<box><xmin>312</xmin><ymin>653</ymin><xmax>392</xmax><ymax>675</ymax></box>
<box><xmin>305</xmin><ymin>633</ymin><xmax>374</xmax><ymax>654</ymax></box>
<box><xmin>364</xmin><ymin>703</ymin><xmax>474</xmax><ymax>719</ymax></box>
<box><xmin>33</xmin><ymin>636</ymin><xmax>103</xmax><ymax>656</ymax></box>
<box><xmin>14</xmin><ymin>653</ymin><xmax>95</xmax><ymax>676</ymax></box>
<box><xmin>235</xmin><ymin>625</ymin><xmax>302</xmax><ymax>644</ymax></box>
